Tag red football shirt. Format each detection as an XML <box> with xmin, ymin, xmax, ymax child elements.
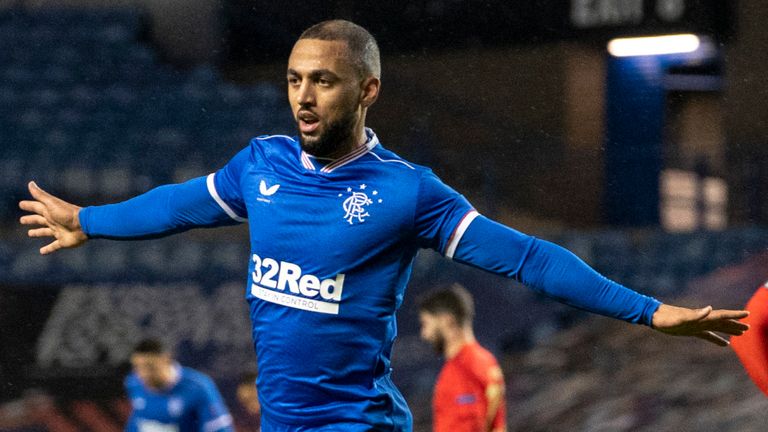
<box><xmin>433</xmin><ymin>341</ymin><xmax>506</xmax><ymax>432</ymax></box>
<box><xmin>732</xmin><ymin>285</ymin><xmax>768</xmax><ymax>396</ymax></box>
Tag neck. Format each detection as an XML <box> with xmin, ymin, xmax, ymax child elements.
<box><xmin>324</xmin><ymin>112</ymin><xmax>368</xmax><ymax>160</ymax></box>
<box><xmin>443</xmin><ymin>326</ymin><xmax>475</xmax><ymax>360</ymax></box>
<box><xmin>327</xmin><ymin>133</ymin><xmax>366</xmax><ymax>159</ymax></box>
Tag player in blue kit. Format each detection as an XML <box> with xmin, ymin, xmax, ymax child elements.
<box><xmin>125</xmin><ymin>339</ymin><xmax>234</xmax><ymax>432</ymax></box>
<box><xmin>21</xmin><ymin>19</ymin><xmax>749</xmax><ymax>431</ymax></box>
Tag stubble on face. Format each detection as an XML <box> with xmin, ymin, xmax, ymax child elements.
<box><xmin>429</xmin><ymin>329</ymin><xmax>446</xmax><ymax>355</ymax></box>
<box><xmin>298</xmin><ymin>108</ymin><xmax>357</xmax><ymax>157</ymax></box>
<box><xmin>420</xmin><ymin>312</ymin><xmax>447</xmax><ymax>355</ymax></box>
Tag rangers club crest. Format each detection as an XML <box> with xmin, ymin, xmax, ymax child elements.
<box><xmin>339</xmin><ymin>184</ymin><xmax>382</xmax><ymax>224</ymax></box>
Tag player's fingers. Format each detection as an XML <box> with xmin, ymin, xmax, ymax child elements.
<box><xmin>708</xmin><ymin>326</ymin><xmax>748</xmax><ymax>337</ymax></box>
<box><xmin>19</xmin><ymin>200</ymin><xmax>47</xmax><ymax>215</ymax></box>
<box><xmin>708</xmin><ymin>319</ymin><xmax>750</xmax><ymax>334</ymax></box>
<box><xmin>696</xmin><ymin>331</ymin><xmax>729</xmax><ymax>347</ymax></box>
<box><xmin>690</xmin><ymin>317</ymin><xmax>748</xmax><ymax>337</ymax></box>
<box><xmin>40</xmin><ymin>240</ymin><xmax>61</xmax><ymax>255</ymax></box>
<box><xmin>707</xmin><ymin>309</ymin><xmax>750</xmax><ymax>320</ymax></box>
<box><xmin>28</xmin><ymin>228</ymin><xmax>54</xmax><ymax>238</ymax></box>
<box><xmin>28</xmin><ymin>181</ymin><xmax>55</xmax><ymax>205</ymax></box>
<box><xmin>20</xmin><ymin>214</ymin><xmax>48</xmax><ymax>226</ymax></box>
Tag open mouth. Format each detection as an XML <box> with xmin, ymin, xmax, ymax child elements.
<box><xmin>298</xmin><ymin>111</ymin><xmax>320</xmax><ymax>134</ymax></box>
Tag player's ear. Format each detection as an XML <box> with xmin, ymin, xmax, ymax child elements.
<box><xmin>437</xmin><ymin>313</ymin><xmax>455</xmax><ymax>329</ymax></box>
<box><xmin>359</xmin><ymin>76</ymin><xmax>380</xmax><ymax>108</ymax></box>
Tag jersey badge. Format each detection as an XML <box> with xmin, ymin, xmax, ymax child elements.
<box><xmin>339</xmin><ymin>184</ymin><xmax>382</xmax><ymax>225</ymax></box>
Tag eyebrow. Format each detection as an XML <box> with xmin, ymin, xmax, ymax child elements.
<box><xmin>287</xmin><ymin>68</ymin><xmax>340</xmax><ymax>80</ymax></box>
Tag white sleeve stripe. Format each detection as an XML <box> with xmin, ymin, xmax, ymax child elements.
<box><xmin>206</xmin><ymin>173</ymin><xmax>247</xmax><ymax>222</ymax></box>
<box><xmin>445</xmin><ymin>210</ymin><xmax>479</xmax><ymax>259</ymax></box>
<box><xmin>203</xmin><ymin>414</ymin><xmax>233</xmax><ymax>432</ymax></box>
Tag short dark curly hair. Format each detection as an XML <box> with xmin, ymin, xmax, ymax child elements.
<box><xmin>298</xmin><ymin>19</ymin><xmax>381</xmax><ymax>79</ymax></box>
<box><xmin>132</xmin><ymin>338</ymin><xmax>167</xmax><ymax>355</ymax></box>
<box><xmin>418</xmin><ymin>284</ymin><xmax>475</xmax><ymax>327</ymax></box>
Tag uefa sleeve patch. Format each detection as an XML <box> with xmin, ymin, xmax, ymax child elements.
<box><xmin>455</xmin><ymin>394</ymin><xmax>477</xmax><ymax>405</ymax></box>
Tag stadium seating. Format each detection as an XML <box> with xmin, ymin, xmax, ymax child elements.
<box><xmin>5</xmin><ymin>6</ymin><xmax>765</xmax><ymax>296</ymax></box>
<box><xmin>0</xmin><ymin>7</ymin><xmax>292</xmax><ymax>223</ymax></box>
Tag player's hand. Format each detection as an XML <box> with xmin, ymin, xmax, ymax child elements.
<box><xmin>19</xmin><ymin>181</ymin><xmax>88</xmax><ymax>255</ymax></box>
<box><xmin>651</xmin><ymin>303</ymin><xmax>749</xmax><ymax>346</ymax></box>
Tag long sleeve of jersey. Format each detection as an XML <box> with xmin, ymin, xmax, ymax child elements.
<box><xmin>193</xmin><ymin>381</ymin><xmax>235</xmax><ymax>432</ymax></box>
<box><xmin>452</xmin><ymin>215</ymin><xmax>661</xmax><ymax>326</ymax></box>
<box><xmin>78</xmin><ymin>176</ymin><xmax>240</xmax><ymax>239</ymax></box>
<box><xmin>731</xmin><ymin>286</ymin><xmax>768</xmax><ymax>396</ymax></box>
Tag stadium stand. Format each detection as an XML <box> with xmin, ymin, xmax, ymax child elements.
<box><xmin>0</xmin><ymin>7</ymin><xmax>292</xmax><ymax>224</ymax></box>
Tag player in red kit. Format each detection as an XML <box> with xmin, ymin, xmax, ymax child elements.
<box><xmin>732</xmin><ymin>283</ymin><xmax>768</xmax><ymax>396</ymax></box>
<box><xmin>419</xmin><ymin>284</ymin><xmax>506</xmax><ymax>432</ymax></box>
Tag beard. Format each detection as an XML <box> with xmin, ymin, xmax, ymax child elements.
<box><xmin>298</xmin><ymin>110</ymin><xmax>357</xmax><ymax>158</ymax></box>
<box><xmin>143</xmin><ymin>377</ymin><xmax>165</xmax><ymax>390</ymax></box>
<box><xmin>428</xmin><ymin>331</ymin><xmax>446</xmax><ymax>355</ymax></box>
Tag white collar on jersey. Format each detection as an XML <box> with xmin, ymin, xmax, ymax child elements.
<box><xmin>168</xmin><ymin>363</ymin><xmax>182</xmax><ymax>388</ymax></box>
<box><xmin>300</xmin><ymin>128</ymin><xmax>380</xmax><ymax>173</ymax></box>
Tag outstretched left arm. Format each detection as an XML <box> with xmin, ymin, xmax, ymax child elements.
<box><xmin>452</xmin><ymin>215</ymin><xmax>748</xmax><ymax>345</ymax></box>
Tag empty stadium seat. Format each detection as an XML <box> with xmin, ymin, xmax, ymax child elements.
<box><xmin>1</xmin><ymin>7</ymin><xmax>292</xmax><ymax>210</ymax></box>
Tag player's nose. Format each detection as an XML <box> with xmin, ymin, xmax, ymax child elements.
<box><xmin>296</xmin><ymin>81</ymin><xmax>315</xmax><ymax>106</ymax></box>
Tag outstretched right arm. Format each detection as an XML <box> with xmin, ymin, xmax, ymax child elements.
<box><xmin>20</xmin><ymin>147</ymin><xmax>251</xmax><ymax>255</ymax></box>
<box><xmin>20</xmin><ymin>175</ymin><xmax>242</xmax><ymax>254</ymax></box>
<box><xmin>81</xmin><ymin>174</ymin><xmax>243</xmax><ymax>240</ymax></box>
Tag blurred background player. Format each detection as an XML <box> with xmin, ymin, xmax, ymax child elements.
<box><xmin>732</xmin><ymin>282</ymin><xmax>768</xmax><ymax>396</ymax></box>
<box><xmin>419</xmin><ymin>284</ymin><xmax>506</xmax><ymax>432</ymax></box>
<box><xmin>235</xmin><ymin>370</ymin><xmax>261</xmax><ymax>430</ymax></box>
<box><xmin>126</xmin><ymin>338</ymin><xmax>234</xmax><ymax>432</ymax></box>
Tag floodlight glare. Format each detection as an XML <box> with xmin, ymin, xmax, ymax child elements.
<box><xmin>607</xmin><ymin>34</ymin><xmax>701</xmax><ymax>57</ymax></box>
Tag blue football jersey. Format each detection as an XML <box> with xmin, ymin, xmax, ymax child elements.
<box><xmin>208</xmin><ymin>129</ymin><xmax>475</xmax><ymax>429</ymax></box>
<box><xmin>79</xmin><ymin>126</ymin><xmax>660</xmax><ymax>429</ymax></box>
<box><xmin>125</xmin><ymin>365</ymin><xmax>234</xmax><ymax>432</ymax></box>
